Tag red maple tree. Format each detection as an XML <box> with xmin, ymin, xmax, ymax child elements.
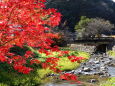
<box><xmin>0</xmin><ymin>1</ymin><xmax>85</xmax><ymax>83</ymax></box>
<box><xmin>0</xmin><ymin>0</ymin><xmax>61</xmax><ymax>74</ymax></box>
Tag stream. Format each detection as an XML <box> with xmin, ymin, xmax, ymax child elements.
<box><xmin>41</xmin><ymin>53</ymin><xmax>115</xmax><ymax>86</ymax></box>
<box><xmin>73</xmin><ymin>53</ymin><xmax>115</xmax><ymax>77</ymax></box>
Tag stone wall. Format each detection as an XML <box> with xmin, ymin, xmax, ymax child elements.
<box><xmin>68</xmin><ymin>41</ymin><xmax>115</xmax><ymax>54</ymax></box>
<box><xmin>69</xmin><ymin>44</ymin><xmax>96</xmax><ymax>53</ymax></box>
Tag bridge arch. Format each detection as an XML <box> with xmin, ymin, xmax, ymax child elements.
<box><xmin>94</xmin><ymin>44</ymin><xmax>107</xmax><ymax>53</ymax></box>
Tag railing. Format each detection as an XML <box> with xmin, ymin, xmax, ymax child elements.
<box><xmin>74</xmin><ymin>37</ymin><xmax>115</xmax><ymax>43</ymax></box>
<box><xmin>76</xmin><ymin>37</ymin><xmax>114</xmax><ymax>40</ymax></box>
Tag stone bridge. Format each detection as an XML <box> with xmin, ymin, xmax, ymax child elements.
<box><xmin>68</xmin><ymin>37</ymin><xmax>115</xmax><ymax>54</ymax></box>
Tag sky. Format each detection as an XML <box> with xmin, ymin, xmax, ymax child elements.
<box><xmin>112</xmin><ymin>0</ymin><xmax>115</xmax><ymax>2</ymax></box>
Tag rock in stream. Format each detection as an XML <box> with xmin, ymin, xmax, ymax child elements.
<box><xmin>70</xmin><ymin>53</ymin><xmax>115</xmax><ymax>77</ymax></box>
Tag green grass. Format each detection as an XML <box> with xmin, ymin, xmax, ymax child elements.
<box><xmin>57</xmin><ymin>50</ymin><xmax>90</xmax><ymax>71</ymax></box>
<box><xmin>58</xmin><ymin>57</ymin><xmax>80</xmax><ymax>71</ymax></box>
<box><xmin>107</xmin><ymin>50</ymin><xmax>115</xmax><ymax>57</ymax></box>
<box><xmin>69</xmin><ymin>51</ymin><xmax>90</xmax><ymax>59</ymax></box>
<box><xmin>0</xmin><ymin>83</ymin><xmax>8</xmax><ymax>86</ymax></box>
<box><xmin>38</xmin><ymin>50</ymin><xmax>90</xmax><ymax>71</ymax></box>
<box><xmin>100</xmin><ymin>77</ymin><xmax>115</xmax><ymax>86</ymax></box>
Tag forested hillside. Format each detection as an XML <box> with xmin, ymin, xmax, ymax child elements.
<box><xmin>46</xmin><ymin>0</ymin><xmax>115</xmax><ymax>30</ymax></box>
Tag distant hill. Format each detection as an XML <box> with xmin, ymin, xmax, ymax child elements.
<box><xmin>46</xmin><ymin>0</ymin><xmax>115</xmax><ymax>30</ymax></box>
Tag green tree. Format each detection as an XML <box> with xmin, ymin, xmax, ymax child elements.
<box><xmin>83</xmin><ymin>18</ymin><xmax>114</xmax><ymax>37</ymax></box>
<box><xmin>74</xmin><ymin>16</ymin><xmax>91</xmax><ymax>38</ymax></box>
<box><xmin>75</xmin><ymin>16</ymin><xmax>91</xmax><ymax>30</ymax></box>
<box><xmin>75</xmin><ymin>17</ymin><xmax>114</xmax><ymax>38</ymax></box>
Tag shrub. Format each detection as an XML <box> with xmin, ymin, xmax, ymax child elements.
<box><xmin>0</xmin><ymin>68</ymin><xmax>54</xmax><ymax>86</ymax></box>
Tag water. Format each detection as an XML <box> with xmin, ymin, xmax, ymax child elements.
<box><xmin>41</xmin><ymin>81</ymin><xmax>81</xmax><ymax>86</ymax></box>
<box><xmin>108</xmin><ymin>67</ymin><xmax>115</xmax><ymax>77</ymax></box>
<box><xmin>44</xmin><ymin>83</ymin><xmax>79</xmax><ymax>86</ymax></box>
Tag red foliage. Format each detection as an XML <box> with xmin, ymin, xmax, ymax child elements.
<box><xmin>60</xmin><ymin>73</ymin><xmax>78</xmax><ymax>81</ymax></box>
<box><xmin>68</xmin><ymin>55</ymin><xmax>85</xmax><ymax>63</ymax></box>
<box><xmin>13</xmin><ymin>64</ymin><xmax>33</xmax><ymax>74</ymax></box>
<box><xmin>30</xmin><ymin>59</ymin><xmax>41</xmax><ymax>65</ymax></box>
<box><xmin>42</xmin><ymin>57</ymin><xmax>61</xmax><ymax>72</ymax></box>
<box><xmin>0</xmin><ymin>0</ymin><xmax>61</xmax><ymax>74</ymax></box>
<box><xmin>58</xmin><ymin>50</ymin><xmax>69</xmax><ymax>56</ymax></box>
<box><xmin>0</xmin><ymin>0</ymin><xmax>84</xmax><ymax>83</ymax></box>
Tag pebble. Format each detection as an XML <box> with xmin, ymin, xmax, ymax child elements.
<box><xmin>83</xmin><ymin>67</ymin><xmax>91</xmax><ymax>72</ymax></box>
<box><xmin>89</xmin><ymin>79</ymin><xmax>97</xmax><ymax>83</ymax></box>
